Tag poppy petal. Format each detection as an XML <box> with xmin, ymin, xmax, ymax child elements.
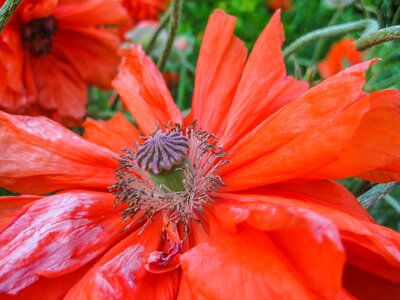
<box><xmin>0</xmin><ymin>195</ymin><xmax>40</xmax><ymax>232</ymax></box>
<box><xmin>54</xmin><ymin>0</ymin><xmax>129</xmax><ymax>26</ymax></box>
<box><xmin>66</xmin><ymin>219</ymin><xmax>180</xmax><ymax>300</ymax></box>
<box><xmin>30</xmin><ymin>53</ymin><xmax>87</xmax><ymax>125</ymax></box>
<box><xmin>219</xmin><ymin>11</ymin><xmax>308</xmax><ymax>149</ymax></box>
<box><xmin>83</xmin><ymin>113</ymin><xmax>140</xmax><ymax>153</ymax></box>
<box><xmin>54</xmin><ymin>27</ymin><xmax>121</xmax><ymax>89</ymax></box>
<box><xmin>0</xmin><ymin>112</ymin><xmax>117</xmax><ymax>194</ymax></box>
<box><xmin>192</xmin><ymin>9</ymin><xmax>247</xmax><ymax>135</ymax></box>
<box><xmin>113</xmin><ymin>46</ymin><xmax>182</xmax><ymax>135</ymax></box>
<box><xmin>310</xmin><ymin>90</ymin><xmax>400</xmax><ymax>180</ymax></box>
<box><xmin>181</xmin><ymin>203</ymin><xmax>344</xmax><ymax>299</ymax></box>
<box><xmin>221</xmin><ymin>193</ymin><xmax>400</xmax><ymax>284</ymax></box>
<box><xmin>247</xmin><ymin>180</ymin><xmax>372</xmax><ymax>221</ymax></box>
<box><xmin>0</xmin><ymin>191</ymin><xmax>125</xmax><ymax>295</ymax></box>
<box><xmin>343</xmin><ymin>265</ymin><xmax>400</xmax><ymax>299</ymax></box>
<box><xmin>221</xmin><ymin>61</ymin><xmax>375</xmax><ymax>190</ymax></box>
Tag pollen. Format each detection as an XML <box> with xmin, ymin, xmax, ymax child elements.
<box><xmin>111</xmin><ymin>123</ymin><xmax>227</xmax><ymax>236</ymax></box>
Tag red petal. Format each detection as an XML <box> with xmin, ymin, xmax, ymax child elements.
<box><xmin>0</xmin><ymin>195</ymin><xmax>40</xmax><ymax>232</ymax></box>
<box><xmin>83</xmin><ymin>113</ymin><xmax>140</xmax><ymax>152</ymax></box>
<box><xmin>343</xmin><ymin>265</ymin><xmax>400</xmax><ymax>299</ymax></box>
<box><xmin>318</xmin><ymin>39</ymin><xmax>362</xmax><ymax>79</ymax></box>
<box><xmin>0</xmin><ymin>191</ymin><xmax>125</xmax><ymax>295</ymax></box>
<box><xmin>113</xmin><ymin>46</ymin><xmax>182</xmax><ymax>135</ymax></box>
<box><xmin>0</xmin><ymin>112</ymin><xmax>117</xmax><ymax>194</ymax></box>
<box><xmin>192</xmin><ymin>10</ymin><xmax>247</xmax><ymax>135</ymax></box>
<box><xmin>66</xmin><ymin>219</ymin><xmax>180</xmax><ymax>300</ymax></box>
<box><xmin>221</xmin><ymin>193</ymin><xmax>400</xmax><ymax>284</ymax></box>
<box><xmin>247</xmin><ymin>180</ymin><xmax>372</xmax><ymax>221</ymax></box>
<box><xmin>54</xmin><ymin>27</ymin><xmax>120</xmax><ymax>90</ymax></box>
<box><xmin>310</xmin><ymin>90</ymin><xmax>400</xmax><ymax>179</ymax></box>
<box><xmin>55</xmin><ymin>0</ymin><xmax>129</xmax><ymax>26</ymax></box>
<box><xmin>30</xmin><ymin>52</ymin><xmax>87</xmax><ymax>125</ymax></box>
<box><xmin>219</xmin><ymin>11</ymin><xmax>308</xmax><ymax>149</ymax></box>
<box><xmin>221</xmin><ymin>61</ymin><xmax>375</xmax><ymax>190</ymax></box>
<box><xmin>181</xmin><ymin>203</ymin><xmax>344</xmax><ymax>299</ymax></box>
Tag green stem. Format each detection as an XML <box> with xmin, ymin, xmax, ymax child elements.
<box><xmin>355</xmin><ymin>26</ymin><xmax>400</xmax><ymax>51</ymax></box>
<box><xmin>145</xmin><ymin>8</ymin><xmax>171</xmax><ymax>54</ymax></box>
<box><xmin>283</xmin><ymin>19</ymin><xmax>379</xmax><ymax>58</ymax></box>
<box><xmin>358</xmin><ymin>182</ymin><xmax>399</xmax><ymax>209</ymax></box>
<box><xmin>157</xmin><ymin>0</ymin><xmax>182</xmax><ymax>72</ymax></box>
<box><xmin>0</xmin><ymin>0</ymin><xmax>22</xmax><ymax>32</ymax></box>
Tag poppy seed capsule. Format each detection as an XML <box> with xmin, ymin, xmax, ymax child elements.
<box><xmin>136</xmin><ymin>131</ymin><xmax>189</xmax><ymax>175</ymax></box>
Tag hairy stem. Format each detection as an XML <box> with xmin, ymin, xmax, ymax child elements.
<box><xmin>358</xmin><ymin>182</ymin><xmax>399</xmax><ymax>209</ymax></box>
<box><xmin>355</xmin><ymin>26</ymin><xmax>400</xmax><ymax>51</ymax></box>
<box><xmin>157</xmin><ymin>0</ymin><xmax>182</xmax><ymax>72</ymax></box>
<box><xmin>0</xmin><ymin>0</ymin><xmax>22</xmax><ymax>32</ymax></box>
<box><xmin>283</xmin><ymin>19</ymin><xmax>378</xmax><ymax>58</ymax></box>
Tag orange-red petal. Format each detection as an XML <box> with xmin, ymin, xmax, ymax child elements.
<box><xmin>0</xmin><ymin>112</ymin><xmax>117</xmax><ymax>194</ymax></box>
<box><xmin>113</xmin><ymin>46</ymin><xmax>182</xmax><ymax>135</ymax></box>
<box><xmin>220</xmin><ymin>193</ymin><xmax>400</xmax><ymax>285</ymax></box>
<box><xmin>308</xmin><ymin>90</ymin><xmax>400</xmax><ymax>180</ymax></box>
<box><xmin>318</xmin><ymin>39</ymin><xmax>363</xmax><ymax>79</ymax></box>
<box><xmin>221</xmin><ymin>61</ymin><xmax>375</xmax><ymax>191</ymax></box>
<box><xmin>0</xmin><ymin>195</ymin><xmax>40</xmax><ymax>232</ymax></box>
<box><xmin>83</xmin><ymin>113</ymin><xmax>140</xmax><ymax>152</ymax></box>
<box><xmin>66</xmin><ymin>219</ymin><xmax>180</xmax><ymax>300</ymax></box>
<box><xmin>192</xmin><ymin>9</ymin><xmax>247</xmax><ymax>135</ymax></box>
<box><xmin>0</xmin><ymin>191</ymin><xmax>125</xmax><ymax>295</ymax></box>
<box><xmin>219</xmin><ymin>11</ymin><xmax>308</xmax><ymax>149</ymax></box>
<box><xmin>181</xmin><ymin>202</ymin><xmax>344</xmax><ymax>299</ymax></box>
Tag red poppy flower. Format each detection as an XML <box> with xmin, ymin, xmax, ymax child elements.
<box><xmin>318</xmin><ymin>38</ymin><xmax>363</xmax><ymax>79</ymax></box>
<box><xmin>0</xmin><ymin>0</ymin><xmax>129</xmax><ymax>126</ymax></box>
<box><xmin>123</xmin><ymin>0</ymin><xmax>170</xmax><ymax>24</ymax></box>
<box><xmin>1</xmin><ymin>10</ymin><xmax>400</xmax><ymax>299</ymax></box>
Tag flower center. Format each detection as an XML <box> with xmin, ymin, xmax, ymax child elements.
<box><xmin>111</xmin><ymin>124</ymin><xmax>227</xmax><ymax>236</ymax></box>
<box><xmin>21</xmin><ymin>16</ymin><xmax>57</xmax><ymax>57</ymax></box>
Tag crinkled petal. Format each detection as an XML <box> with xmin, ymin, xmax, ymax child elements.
<box><xmin>53</xmin><ymin>27</ymin><xmax>121</xmax><ymax>89</ymax></box>
<box><xmin>221</xmin><ymin>61</ymin><xmax>375</xmax><ymax>190</ymax></box>
<box><xmin>221</xmin><ymin>193</ymin><xmax>400</xmax><ymax>285</ymax></box>
<box><xmin>181</xmin><ymin>201</ymin><xmax>344</xmax><ymax>299</ymax></box>
<box><xmin>83</xmin><ymin>113</ymin><xmax>140</xmax><ymax>152</ymax></box>
<box><xmin>310</xmin><ymin>90</ymin><xmax>400</xmax><ymax>180</ymax></box>
<box><xmin>113</xmin><ymin>46</ymin><xmax>182</xmax><ymax>135</ymax></box>
<box><xmin>219</xmin><ymin>11</ymin><xmax>308</xmax><ymax>149</ymax></box>
<box><xmin>0</xmin><ymin>191</ymin><xmax>126</xmax><ymax>295</ymax></box>
<box><xmin>248</xmin><ymin>180</ymin><xmax>372</xmax><ymax>221</ymax></box>
<box><xmin>192</xmin><ymin>9</ymin><xmax>247</xmax><ymax>135</ymax></box>
<box><xmin>30</xmin><ymin>52</ymin><xmax>87</xmax><ymax>126</ymax></box>
<box><xmin>0</xmin><ymin>112</ymin><xmax>117</xmax><ymax>194</ymax></box>
<box><xmin>0</xmin><ymin>195</ymin><xmax>40</xmax><ymax>232</ymax></box>
<box><xmin>66</xmin><ymin>219</ymin><xmax>180</xmax><ymax>300</ymax></box>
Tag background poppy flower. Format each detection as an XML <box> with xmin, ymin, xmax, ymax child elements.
<box><xmin>123</xmin><ymin>0</ymin><xmax>170</xmax><ymax>24</ymax></box>
<box><xmin>0</xmin><ymin>9</ymin><xmax>400</xmax><ymax>299</ymax></box>
<box><xmin>0</xmin><ymin>0</ymin><xmax>129</xmax><ymax>126</ymax></box>
<box><xmin>318</xmin><ymin>38</ymin><xmax>363</xmax><ymax>79</ymax></box>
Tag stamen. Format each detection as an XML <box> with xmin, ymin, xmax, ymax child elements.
<box><xmin>111</xmin><ymin>123</ymin><xmax>226</xmax><ymax>238</ymax></box>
